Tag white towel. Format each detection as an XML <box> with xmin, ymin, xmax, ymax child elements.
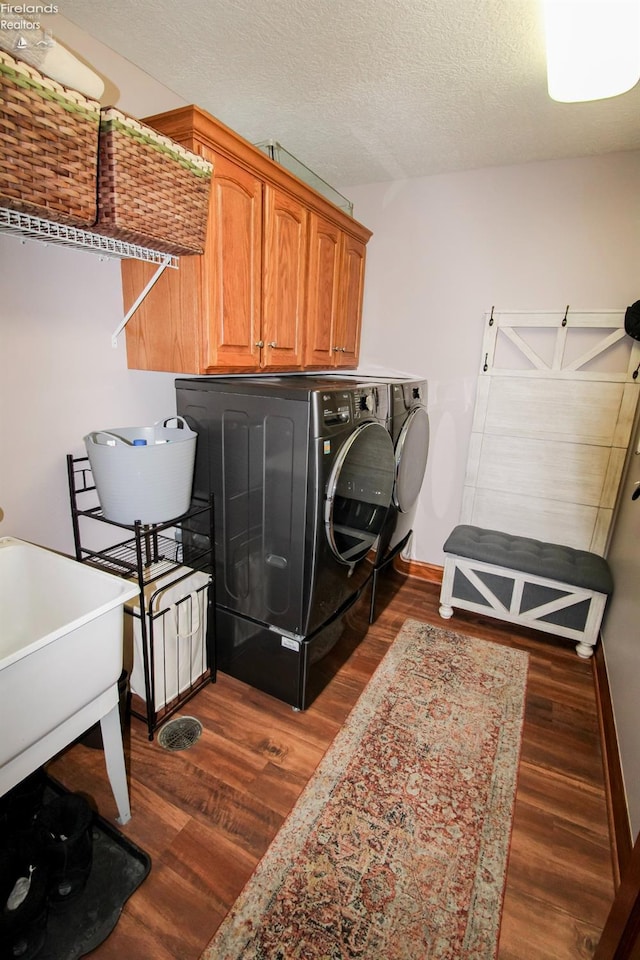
<box><xmin>0</xmin><ymin>16</ymin><xmax>104</xmax><ymax>99</ymax></box>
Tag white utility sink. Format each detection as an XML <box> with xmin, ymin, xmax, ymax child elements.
<box><xmin>0</xmin><ymin>537</ymin><xmax>138</xmax><ymax>823</ymax></box>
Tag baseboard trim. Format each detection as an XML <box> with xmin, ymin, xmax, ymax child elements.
<box><xmin>594</xmin><ymin>641</ymin><xmax>633</xmax><ymax>889</ymax></box>
<box><xmin>393</xmin><ymin>556</ymin><xmax>444</xmax><ymax>585</ymax></box>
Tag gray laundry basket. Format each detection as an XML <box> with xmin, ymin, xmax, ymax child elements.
<box><xmin>84</xmin><ymin>416</ymin><xmax>197</xmax><ymax>524</ymax></box>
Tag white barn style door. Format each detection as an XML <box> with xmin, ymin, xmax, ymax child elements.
<box><xmin>461</xmin><ymin>309</ymin><xmax>640</xmax><ymax>555</ymax></box>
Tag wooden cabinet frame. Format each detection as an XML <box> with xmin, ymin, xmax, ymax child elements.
<box><xmin>121</xmin><ymin>105</ymin><xmax>371</xmax><ymax>374</ymax></box>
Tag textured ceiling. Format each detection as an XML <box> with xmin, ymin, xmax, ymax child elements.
<box><xmin>61</xmin><ymin>0</ymin><xmax>640</xmax><ymax>188</ymax></box>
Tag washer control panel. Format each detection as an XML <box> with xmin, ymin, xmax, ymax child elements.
<box><xmin>353</xmin><ymin>386</ymin><xmax>382</xmax><ymax>420</ymax></box>
<box><xmin>311</xmin><ymin>382</ymin><xmax>389</xmax><ymax>437</ymax></box>
<box><xmin>390</xmin><ymin>380</ymin><xmax>428</xmax><ymax>418</ymax></box>
<box><xmin>320</xmin><ymin>391</ymin><xmax>352</xmax><ymax>428</ymax></box>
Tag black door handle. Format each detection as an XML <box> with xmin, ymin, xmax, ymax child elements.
<box><xmin>632</xmin><ymin>483</ymin><xmax>640</xmax><ymax>501</ymax></box>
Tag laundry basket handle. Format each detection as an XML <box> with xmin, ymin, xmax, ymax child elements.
<box><xmin>86</xmin><ymin>431</ymin><xmax>132</xmax><ymax>446</ymax></box>
<box><xmin>155</xmin><ymin>416</ymin><xmax>189</xmax><ymax>430</ymax></box>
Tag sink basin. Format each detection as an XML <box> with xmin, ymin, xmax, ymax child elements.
<box><xmin>0</xmin><ymin>537</ymin><xmax>138</xmax><ymax>822</ymax></box>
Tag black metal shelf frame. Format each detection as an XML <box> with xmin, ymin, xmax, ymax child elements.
<box><xmin>66</xmin><ymin>454</ymin><xmax>216</xmax><ymax>740</ymax></box>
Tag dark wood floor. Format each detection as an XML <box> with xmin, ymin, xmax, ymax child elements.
<box><xmin>49</xmin><ymin>571</ymin><xmax>615</xmax><ymax>960</ymax></box>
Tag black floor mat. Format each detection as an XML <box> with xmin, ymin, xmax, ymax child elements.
<box><xmin>36</xmin><ymin>777</ymin><xmax>151</xmax><ymax>960</ymax></box>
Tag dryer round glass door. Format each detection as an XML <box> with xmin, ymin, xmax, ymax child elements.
<box><xmin>325</xmin><ymin>421</ymin><xmax>396</xmax><ymax>564</ymax></box>
<box><xmin>394</xmin><ymin>406</ymin><xmax>430</xmax><ymax>512</ymax></box>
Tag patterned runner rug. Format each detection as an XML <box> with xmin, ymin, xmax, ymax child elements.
<box><xmin>201</xmin><ymin>619</ymin><xmax>529</xmax><ymax>960</ymax></box>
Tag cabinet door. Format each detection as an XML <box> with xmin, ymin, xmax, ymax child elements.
<box><xmin>304</xmin><ymin>213</ymin><xmax>342</xmax><ymax>368</ymax></box>
<box><xmin>262</xmin><ymin>185</ymin><xmax>307</xmax><ymax>369</ymax></box>
<box><xmin>334</xmin><ymin>234</ymin><xmax>366</xmax><ymax>368</ymax></box>
<box><xmin>203</xmin><ymin>153</ymin><xmax>263</xmax><ymax>370</ymax></box>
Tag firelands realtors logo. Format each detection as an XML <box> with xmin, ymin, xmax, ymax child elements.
<box><xmin>1</xmin><ymin>4</ymin><xmax>58</xmax><ymax>30</ymax></box>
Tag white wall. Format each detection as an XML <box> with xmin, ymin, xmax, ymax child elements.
<box><xmin>601</xmin><ymin>410</ymin><xmax>640</xmax><ymax>839</ymax></box>
<box><xmin>0</xmin><ymin>241</ymin><xmax>178</xmax><ymax>551</ymax></box>
<box><xmin>348</xmin><ymin>152</ymin><xmax>640</xmax><ymax>564</ymax></box>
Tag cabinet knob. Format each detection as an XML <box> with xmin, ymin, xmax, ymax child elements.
<box><xmin>268</xmin><ymin>341</ymin><xmax>279</xmax><ymax>348</ymax></box>
<box><xmin>332</xmin><ymin>346</ymin><xmax>341</xmax><ymax>352</ymax></box>
<box><xmin>255</xmin><ymin>340</ymin><xmax>264</xmax><ymax>348</ymax></box>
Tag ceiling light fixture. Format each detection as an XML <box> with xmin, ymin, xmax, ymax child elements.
<box><xmin>543</xmin><ymin>0</ymin><xmax>640</xmax><ymax>102</ymax></box>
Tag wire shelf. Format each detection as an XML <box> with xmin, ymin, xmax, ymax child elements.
<box><xmin>79</xmin><ymin>533</ymin><xmax>183</xmax><ymax>581</ymax></box>
<box><xmin>78</xmin><ymin>528</ymin><xmax>211</xmax><ymax>583</ymax></box>
<box><xmin>0</xmin><ymin>207</ymin><xmax>179</xmax><ymax>267</ymax></box>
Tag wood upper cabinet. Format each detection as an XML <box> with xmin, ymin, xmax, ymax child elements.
<box><xmin>305</xmin><ymin>213</ymin><xmax>342</xmax><ymax>367</ymax></box>
<box><xmin>262</xmin><ymin>185</ymin><xmax>307</xmax><ymax>369</ymax></box>
<box><xmin>202</xmin><ymin>151</ymin><xmax>262</xmax><ymax>370</ymax></box>
<box><xmin>305</xmin><ymin>218</ymin><xmax>366</xmax><ymax>369</ymax></box>
<box><xmin>335</xmin><ymin>234</ymin><xmax>366</xmax><ymax>369</ymax></box>
<box><xmin>121</xmin><ymin>105</ymin><xmax>371</xmax><ymax>374</ymax></box>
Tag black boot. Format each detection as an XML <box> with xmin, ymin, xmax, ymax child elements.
<box><xmin>38</xmin><ymin>795</ymin><xmax>93</xmax><ymax>903</ymax></box>
<box><xmin>0</xmin><ymin>770</ymin><xmax>48</xmax><ymax>840</ymax></box>
<box><xmin>0</xmin><ymin>839</ymin><xmax>49</xmax><ymax>960</ymax></box>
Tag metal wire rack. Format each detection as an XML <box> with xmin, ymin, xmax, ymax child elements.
<box><xmin>67</xmin><ymin>454</ymin><xmax>215</xmax><ymax>740</ymax></box>
<box><xmin>0</xmin><ymin>208</ymin><xmax>179</xmax><ymax>266</ymax></box>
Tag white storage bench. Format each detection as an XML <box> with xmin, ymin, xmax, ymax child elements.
<box><xmin>438</xmin><ymin>525</ymin><xmax>613</xmax><ymax>658</ymax></box>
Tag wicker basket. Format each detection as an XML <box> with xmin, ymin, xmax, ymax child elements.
<box><xmin>0</xmin><ymin>51</ymin><xmax>101</xmax><ymax>227</ymax></box>
<box><xmin>95</xmin><ymin>108</ymin><xmax>213</xmax><ymax>255</ymax></box>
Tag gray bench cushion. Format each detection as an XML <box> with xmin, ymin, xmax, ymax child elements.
<box><xmin>443</xmin><ymin>525</ymin><xmax>613</xmax><ymax>595</ymax></box>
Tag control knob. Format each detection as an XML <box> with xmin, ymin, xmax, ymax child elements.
<box><xmin>359</xmin><ymin>393</ymin><xmax>374</xmax><ymax>412</ymax></box>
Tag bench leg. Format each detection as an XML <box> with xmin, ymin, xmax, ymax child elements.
<box><xmin>575</xmin><ymin>594</ymin><xmax>606</xmax><ymax>659</ymax></box>
<box><xmin>439</xmin><ymin>558</ymin><xmax>456</xmax><ymax>620</ymax></box>
<box><xmin>576</xmin><ymin>641</ymin><xmax>595</xmax><ymax>659</ymax></box>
